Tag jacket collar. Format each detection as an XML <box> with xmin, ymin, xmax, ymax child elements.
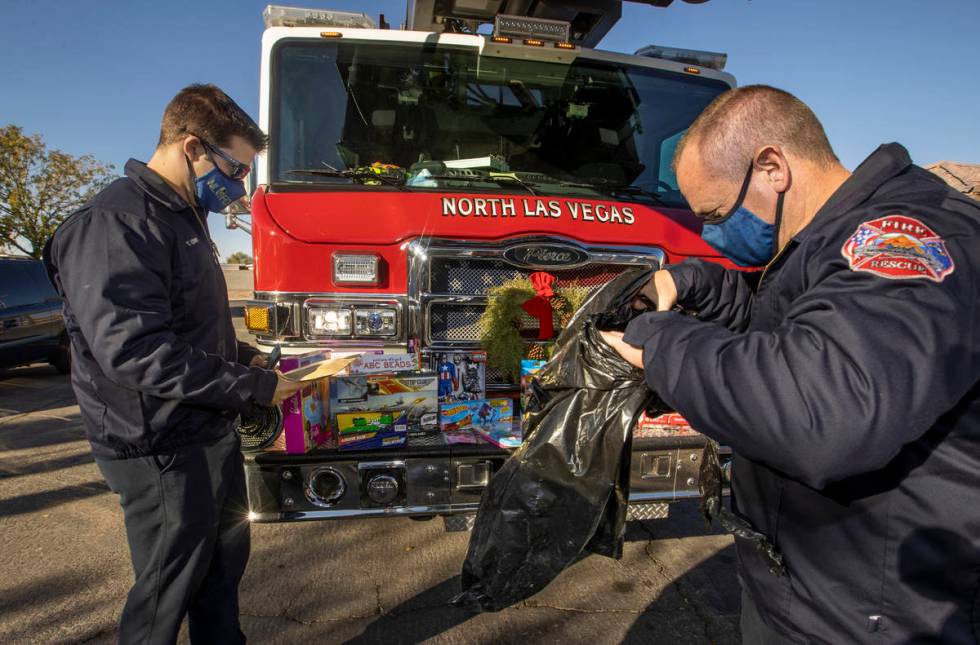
<box><xmin>796</xmin><ymin>143</ymin><xmax>914</xmax><ymax>241</ymax></box>
<box><xmin>124</xmin><ymin>158</ymin><xmax>196</xmax><ymax>213</ymax></box>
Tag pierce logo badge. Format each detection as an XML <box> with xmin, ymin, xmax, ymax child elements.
<box><xmin>503</xmin><ymin>243</ymin><xmax>590</xmax><ymax>268</ymax></box>
<box><xmin>841</xmin><ymin>215</ymin><xmax>954</xmax><ymax>282</ymax></box>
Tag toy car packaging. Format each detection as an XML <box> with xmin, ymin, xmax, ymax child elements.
<box><xmin>439</xmin><ymin>398</ymin><xmax>512</xmax><ymax>433</ymax></box>
<box><xmin>329</xmin><ymin>371</ymin><xmax>438</xmax><ymax>436</ymax></box>
<box><xmin>430</xmin><ymin>351</ymin><xmax>486</xmax><ymax>403</ymax></box>
<box><xmin>335</xmin><ymin>411</ymin><xmax>407</xmax><ymax>451</ymax></box>
<box><xmin>520</xmin><ymin>359</ymin><xmax>547</xmax><ymax>411</ymax></box>
<box><xmin>634</xmin><ymin>411</ymin><xmax>699</xmax><ymax>438</ymax></box>
<box><xmin>349</xmin><ymin>353</ymin><xmax>418</xmax><ymax>375</ymax></box>
<box><xmin>279</xmin><ymin>351</ymin><xmax>339</xmax><ymax>453</ymax></box>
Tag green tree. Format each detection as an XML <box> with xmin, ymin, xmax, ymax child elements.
<box><xmin>0</xmin><ymin>125</ymin><xmax>115</xmax><ymax>258</ymax></box>
<box><xmin>226</xmin><ymin>251</ymin><xmax>253</xmax><ymax>265</ymax></box>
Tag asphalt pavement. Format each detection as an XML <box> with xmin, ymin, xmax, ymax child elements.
<box><xmin>0</xmin><ymin>363</ymin><xmax>741</xmax><ymax>644</ymax></box>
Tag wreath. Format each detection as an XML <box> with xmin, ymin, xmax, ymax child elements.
<box><xmin>479</xmin><ymin>272</ymin><xmax>589</xmax><ymax>382</ymax></box>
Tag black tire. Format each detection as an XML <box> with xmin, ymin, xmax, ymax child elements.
<box><xmin>50</xmin><ymin>335</ymin><xmax>71</xmax><ymax>374</ymax></box>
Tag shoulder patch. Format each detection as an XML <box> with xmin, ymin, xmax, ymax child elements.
<box><xmin>841</xmin><ymin>215</ymin><xmax>954</xmax><ymax>282</ymax></box>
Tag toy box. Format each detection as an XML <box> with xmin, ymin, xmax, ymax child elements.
<box><xmin>338</xmin><ymin>430</ymin><xmax>407</xmax><ymax>451</ymax></box>
<box><xmin>329</xmin><ymin>371</ymin><xmax>438</xmax><ymax>435</ymax></box>
<box><xmin>335</xmin><ymin>411</ymin><xmax>407</xmax><ymax>451</ymax></box>
<box><xmin>439</xmin><ymin>398</ymin><xmax>513</xmax><ymax>433</ymax></box>
<box><xmin>349</xmin><ymin>353</ymin><xmax>418</xmax><ymax>374</ymax></box>
<box><xmin>520</xmin><ymin>359</ymin><xmax>547</xmax><ymax>412</ymax></box>
<box><xmin>634</xmin><ymin>411</ymin><xmax>699</xmax><ymax>438</ymax></box>
<box><xmin>429</xmin><ymin>351</ymin><xmax>486</xmax><ymax>403</ymax></box>
<box><xmin>279</xmin><ymin>351</ymin><xmax>351</xmax><ymax>454</ymax></box>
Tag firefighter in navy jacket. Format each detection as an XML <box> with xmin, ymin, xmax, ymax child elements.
<box><xmin>44</xmin><ymin>85</ymin><xmax>302</xmax><ymax>644</ymax></box>
<box><xmin>603</xmin><ymin>86</ymin><xmax>980</xmax><ymax>644</ymax></box>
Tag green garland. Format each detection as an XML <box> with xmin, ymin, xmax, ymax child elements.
<box><xmin>479</xmin><ymin>277</ymin><xmax>589</xmax><ymax>382</ymax></box>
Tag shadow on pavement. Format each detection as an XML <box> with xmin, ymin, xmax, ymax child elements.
<box><xmin>0</xmin><ymin>480</ymin><xmax>110</xmax><ymax>517</ymax></box>
<box><xmin>341</xmin><ymin>529</ymin><xmax>740</xmax><ymax>645</ymax></box>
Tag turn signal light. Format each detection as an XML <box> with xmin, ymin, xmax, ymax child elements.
<box><xmin>244</xmin><ymin>305</ymin><xmax>273</xmax><ymax>333</ymax></box>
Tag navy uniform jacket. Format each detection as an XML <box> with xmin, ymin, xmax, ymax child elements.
<box><xmin>624</xmin><ymin>144</ymin><xmax>980</xmax><ymax>643</ymax></box>
<box><xmin>44</xmin><ymin>160</ymin><xmax>278</xmax><ymax>460</ymax></box>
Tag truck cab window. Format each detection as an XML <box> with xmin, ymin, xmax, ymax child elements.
<box><xmin>271</xmin><ymin>41</ymin><xmax>727</xmax><ymax>207</ymax></box>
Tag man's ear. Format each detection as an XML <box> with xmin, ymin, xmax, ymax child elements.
<box><xmin>752</xmin><ymin>145</ymin><xmax>791</xmax><ymax>193</ymax></box>
<box><xmin>181</xmin><ymin>135</ymin><xmax>206</xmax><ymax>163</ymax></box>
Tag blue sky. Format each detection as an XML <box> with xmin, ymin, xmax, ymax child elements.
<box><xmin>2</xmin><ymin>0</ymin><xmax>978</xmax><ymax>258</ymax></box>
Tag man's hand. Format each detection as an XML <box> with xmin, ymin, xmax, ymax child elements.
<box><xmin>633</xmin><ymin>269</ymin><xmax>678</xmax><ymax>312</ymax></box>
<box><xmin>599</xmin><ymin>330</ymin><xmax>644</xmax><ymax>369</ymax></box>
<box><xmin>270</xmin><ymin>373</ymin><xmax>304</xmax><ymax>406</ymax></box>
<box><xmin>249</xmin><ymin>354</ymin><xmax>268</xmax><ymax>368</ymax></box>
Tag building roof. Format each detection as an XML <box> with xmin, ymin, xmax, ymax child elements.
<box><xmin>926</xmin><ymin>161</ymin><xmax>980</xmax><ymax>201</ymax></box>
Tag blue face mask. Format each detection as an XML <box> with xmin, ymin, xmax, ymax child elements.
<box><xmin>186</xmin><ymin>153</ymin><xmax>247</xmax><ymax>214</ymax></box>
<box><xmin>700</xmin><ymin>165</ymin><xmax>784</xmax><ymax>267</ymax></box>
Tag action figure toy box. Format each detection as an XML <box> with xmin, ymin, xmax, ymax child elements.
<box><xmin>335</xmin><ymin>411</ymin><xmax>407</xmax><ymax>451</ymax></box>
<box><xmin>439</xmin><ymin>398</ymin><xmax>513</xmax><ymax>433</ymax></box>
<box><xmin>430</xmin><ymin>351</ymin><xmax>486</xmax><ymax>403</ymax></box>
<box><xmin>329</xmin><ymin>371</ymin><xmax>438</xmax><ymax>436</ymax></box>
<box><xmin>279</xmin><ymin>351</ymin><xmax>364</xmax><ymax>454</ymax></box>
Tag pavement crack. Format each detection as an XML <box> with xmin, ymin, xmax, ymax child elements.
<box><xmin>520</xmin><ymin>602</ymin><xmax>643</xmax><ymax>615</ymax></box>
<box><xmin>636</xmin><ymin>522</ymin><xmax>714</xmax><ymax>642</ymax></box>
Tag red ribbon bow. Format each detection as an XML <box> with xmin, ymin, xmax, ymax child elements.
<box><xmin>521</xmin><ymin>272</ymin><xmax>557</xmax><ymax>340</ymax></box>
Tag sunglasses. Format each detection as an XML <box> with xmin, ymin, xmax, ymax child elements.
<box><xmin>197</xmin><ymin>137</ymin><xmax>251</xmax><ymax>181</ymax></box>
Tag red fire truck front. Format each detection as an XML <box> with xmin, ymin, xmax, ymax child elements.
<box><xmin>238</xmin><ymin>2</ymin><xmax>734</xmax><ymax>527</ymax></box>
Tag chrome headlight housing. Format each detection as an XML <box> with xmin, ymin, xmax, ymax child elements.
<box><xmin>304</xmin><ymin>300</ymin><xmax>401</xmax><ymax>339</ymax></box>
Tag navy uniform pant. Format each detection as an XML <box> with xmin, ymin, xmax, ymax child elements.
<box><xmin>97</xmin><ymin>431</ymin><xmax>249</xmax><ymax>644</ymax></box>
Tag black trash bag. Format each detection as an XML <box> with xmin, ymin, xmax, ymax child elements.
<box><xmin>699</xmin><ymin>441</ymin><xmax>787</xmax><ymax>577</ymax></box>
<box><xmin>453</xmin><ymin>268</ymin><xmax>656</xmax><ymax>612</ymax></box>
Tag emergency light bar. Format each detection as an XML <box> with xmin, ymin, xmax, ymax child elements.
<box><xmin>634</xmin><ymin>44</ymin><xmax>727</xmax><ymax>70</ymax></box>
<box><xmin>494</xmin><ymin>14</ymin><xmax>571</xmax><ymax>43</ymax></box>
<box><xmin>262</xmin><ymin>5</ymin><xmax>376</xmax><ymax>29</ymax></box>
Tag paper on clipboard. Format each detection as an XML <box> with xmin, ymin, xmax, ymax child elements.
<box><xmin>282</xmin><ymin>355</ymin><xmax>361</xmax><ymax>383</ymax></box>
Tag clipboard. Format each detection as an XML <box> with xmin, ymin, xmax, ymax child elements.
<box><xmin>281</xmin><ymin>355</ymin><xmax>361</xmax><ymax>383</ymax></box>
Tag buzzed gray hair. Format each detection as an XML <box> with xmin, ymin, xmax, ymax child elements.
<box><xmin>674</xmin><ymin>85</ymin><xmax>839</xmax><ymax>181</ymax></box>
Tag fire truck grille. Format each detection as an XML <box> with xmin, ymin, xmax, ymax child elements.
<box><xmin>428</xmin><ymin>302</ymin><xmax>545</xmax><ymax>344</ymax></box>
<box><xmin>429</xmin><ymin>258</ymin><xmax>623</xmax><ymax>295</ymax></box>
<box><xmin>424</xmin><ymin>254</ymin><xmax>657</xmax><ymax>387</ymax></box>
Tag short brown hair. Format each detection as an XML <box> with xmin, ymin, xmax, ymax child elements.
<box><xmin>675</xmin><ymin>85</ymin><xmax>838</xmax><ymax>181</ymax></box>
<box><xmin>158</xmin><ymin>84</ymin><xmax>268</xmax><ymax>152</ymax></box>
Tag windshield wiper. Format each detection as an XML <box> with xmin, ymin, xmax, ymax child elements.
<box><xmin>420</xmin><ymin>174</ymin><xmax>539</xmax><ymax>196</ymax></box>
<box><xmin>577</xmin><ymin>179</ymin><xmax>664</xmax><ymax>204</ymax></box>
<box><xmin>286</xmin><ymin>168</ymin><xmax>408</xmax><ymax>191</ymax></box>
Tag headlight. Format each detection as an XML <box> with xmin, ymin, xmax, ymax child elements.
<box><xmin>309</xmin><ymin>307</ymin><xmax>352</xmax><ymax>336</ymax></box>
<box><xmin>305</xmin><ymin>302</ymin><xmax>399</xmax><ymax>338</ymax></box>
<box><xmin>354</xmin><ymin>308</ymin><xmax>397</xmax><ymax>336</ymax></box>
<box><xmin>333</xmin><ymin>253</ymin><xmax>380</xmax><ymax>285</ymax></box>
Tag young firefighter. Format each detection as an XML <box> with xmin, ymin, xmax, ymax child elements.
<box><xmin>44</xmin><ymin>84</ymin><xmax>303</xmax><ymax>643</ymax></box>
<box><xmin>602</xmin><ymin>86</ymin><xmax>979</xmax><ymax>643</ymax></box>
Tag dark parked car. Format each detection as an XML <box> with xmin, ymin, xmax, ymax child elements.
<box><xmin>0</xmin><ymin>256</ymin><xmax>69</xmax><ymax>372</ymax></box>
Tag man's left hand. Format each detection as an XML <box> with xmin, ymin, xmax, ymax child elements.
<box><xmin>249</xmin><ymin>355</ymin><xmax>268</xmax><ymax>369</ymax></box>
<box><xmin>599</xmin><ymin>330</ymin><xmax>644</xmax><ymax>369</ymax></box>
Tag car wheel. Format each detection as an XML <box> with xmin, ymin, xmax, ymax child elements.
<box><xmin>50</xmin><ymin>335</ymin><xmax>71</xmax><ymax>374</ymax></box>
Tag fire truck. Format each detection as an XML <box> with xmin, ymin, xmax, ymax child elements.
<box><xmin>236</xmin><ymin>0</ymin><xmax>734</xmax><ymax>529</ymax></box>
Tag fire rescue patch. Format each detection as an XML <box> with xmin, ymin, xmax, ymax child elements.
<box><xmin>841</xmin><ymin>215</ymin><xmax>954</xmax><ymax>282</ymax></box>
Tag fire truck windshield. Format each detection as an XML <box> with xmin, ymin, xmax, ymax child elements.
<box><xmin>271</xmin><ymin>40</ymin><xmax>729</xmax><ymax>207</ymax></box>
